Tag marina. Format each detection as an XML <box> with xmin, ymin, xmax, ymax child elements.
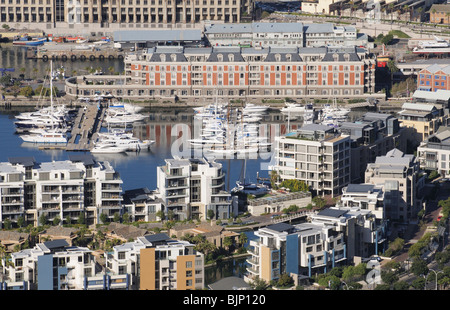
<box><xmin>0</xmin><ymin>1</ymin><xmax>449</xmax><ymax>292</ymax></box>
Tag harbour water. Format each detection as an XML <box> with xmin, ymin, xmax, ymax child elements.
<box><xmin>0</xmin><ymin>107</ymin><xmax>298</xmax><ymax>191</ymax></box>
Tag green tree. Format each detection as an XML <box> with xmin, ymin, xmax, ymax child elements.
<box><xmin>53</xmin><ymin>216</ymin><xmax>61</xmax><ymax>226</ymax></box>
<box><xmin>78</xmin><ymin>212</ymin><xmax>86</xmax><ymax>225</ymax></box>
<box><xmin>0</xmin><ymin>74</ymin><xmax>12</xmax><ymax>87</ymax></box>
<box><xmin>223</xmin><ymin>236</ymin><xmax>234</xmax><ymax>253</ymax></box>
<box><xmin>393</xmin><ymin>280</ymin><xmax>409</xmax><ymax>290</ymax></box>
<box><xmin>113</xmin><ymin>212</ymin><xmax>120</xmax><ymax>223</ymax></box>
<box><xmin>39</xmin><ymin>213</ymin><xmax>48</xmax><ymax>226</ymax></box>
<box><xmin>17</xmin><ymin>216</ymin><xmax>25</xmax><ymax>228</ymax></box>
<box><xmin>270</xmin><ymin>170</ymin><xmax>279</xmax><ymax>189</ymax></box>
<box><xmin>122</xmin><ymin>212</ymin><xmax>130</xmax><ymax>223</ymax></box>
<box><xmin>156</xmin><ymin>210</ymin><xmax>165</xmax><ymax>222</ymax></box>
<box><xmin>411</xmin><ymin>258</ymin><xmax>429</xmax><ymax>277</ymax></box>
<box><xmin>279</xmin><ymin>179</ymin><xmax>309</xmax><ymax>192</ymax></box>
<box><xmin>411</xmin><ymin>277</ymin><xmax>425</xmax><ymax>290</ymax></box>
<box><xmin>100</xmin><ymin>213</ymin><xmax>108</xmax><ymax>224</ymax></box>
<box><xmin>312</xmin><ymin>196</ymin><xmax>326</xmax><ymax>209</ymax></box>
<box><xmin>276</xmin><ymin>274</ymin><xmax>294</xmax><ymax>288</ymax></box>
<box><xmin>3</xmin><ymin>218</ymin><xmax>12</xmax><ymax>230</ymax></box>
<box><xmin>249</xmin><ymin>276</ymin><xmax>269</xmax><ymax>290</ymax></box>
<box><xmin>238</xmin><ymin>232</ymin><xmax>248</xmax><ymax>247</ymax></box>
<box><xmin>19</xmin><ymin>85</ymin><xmax>34</xmax><ymax>98</ymax></box>
<box><xmin>207</xmin><ymin>209</ymin><xmax>215</xmax><ymax>220</ymax></box>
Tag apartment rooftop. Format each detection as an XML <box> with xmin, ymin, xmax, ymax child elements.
<box><xmin>37</xmin><ymin>161</ymin><xmax>83</xmax><ymax>172</ymax></box>
<box><xmin>0</xmin><ymin>162</ymin><xmax>21</xmax><ymax>174</ymax></box>
<box><xmin>284</xmin><ymin>124</ymin><xmax>344</xmax><ymax>142</ymax></box>
<box><xmin>420</xmin><ymin>126</ymin><xmax>450</xmax><ymax>150</ymax></box>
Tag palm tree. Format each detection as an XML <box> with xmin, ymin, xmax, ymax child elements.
<box><xmin>431</xmin><ymin>8</ymin><xmax>437</xmax><ymax>25</ymax></box>
<box><xmin>388</xmin><ymin>3</ymin><xmax>395</xmax><ymax>27</ymax></box>
<box><xmin>238</xmin><ymin>232</ymin><xmax>248</xmax><ymax>247</ymax></box>
<box><xmin>403</xmin><ymin>5</ymin><xmax>409</xmax><ymax>22</ymax></box>
<box><xmin>417</xmin><ymin>7</ymin><xmax>423</xmax><ymax>22</ymax></box>
<box><xmin>387</xmin><ymin>60</ymin><xmax>399</xmax><ymax>96</ymax></box>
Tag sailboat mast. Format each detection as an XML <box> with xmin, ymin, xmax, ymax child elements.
<box><xmin>50</xmin><ymin>60</ymin><xmax>54</xmax><ymax>130</ymax></box>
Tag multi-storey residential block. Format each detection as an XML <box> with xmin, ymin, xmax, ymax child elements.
<box><xmin>417</xmin><ymin>64</ymin><xmax>450</xmax><ymax>92</ymax></box>
<box><xmin>246</xmin><ymin>205</ymin><xmax>384</xmax><ymax>282</ymax></box>
<box><xmin>340</xmin><ymin>183</ymin><xmax>385</xmax><ymax>220</ymax></box>
<box><xmin>0</xmin><ymin>155</ymin><xmax>123</xmax><ymax>228</ymax></box>
<box><xmin>0</xmin><ymin>0</ymin><xmax>254</xmax><ymax>31</ymax></box>
<box><xmin>204</xmin><ymin>22</ymin><xmax>366</xmax><ymax>48</ymax></box>
<box><xmin>339</xmin><ymin>112</ymin><xmax>405</xmax><ymax>183</ymax></box>
<box><xmin>398</xmin><ymin>102</ymin><xmax>447</xmax><ymax>143</ymax></box>
<box><xmin>365</xmin><ymin>148</ymin><xmax>423</xmax><ymax>223</ymax></box>
<box><xmin>0</xmin><ymin>163</ymin><xmax>25</xmax><ymax>229</ymax></box>
<box><xmin>273</xmin><ymin>124</ymin><xmax>351</xmax><ymax>197</ymax></box>
<box><xmin>157</xmin><ymin>157</ymin><xmax>236</xmax><ymax>221</ymax></box>
<box><xmin>122</xmin><ymin>187</ymin><xmax>164</xmax><ymax>222</ymax></box>
<box><xmin>310</xmin><ymin>206</ymin><xmax>387</xmax><ymax>262</ymax></box>
<box><xmin>105</xmin><ymin>233</ymin><xmax>204</xmax><ymax>290</ymax></box>
<box><xmin>0</xmin><ymin>239</ymin><xmax>130</xmax><ymax>290</ymax></box>
<box><xmin>418</xmin><ymin>125</ymin><xmax>450</xmax><ymax>177</ymax></box>
<box><xmin>64</xmin><ymin>45</ymin><xmax>377</xmax><ymax>102</ymax></box>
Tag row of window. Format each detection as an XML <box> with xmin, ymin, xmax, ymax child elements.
<box><xmin>420</xmin><ymin>74</ymin><xmax>448</xmax><ymax>80</ymax></box>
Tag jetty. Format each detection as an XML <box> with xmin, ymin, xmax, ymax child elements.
<box><xmin>66</xmin><ymin>104</ymin><xmax>105</xmax><ymax>152</ymax></box>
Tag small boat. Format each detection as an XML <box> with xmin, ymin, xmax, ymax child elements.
<box><xmin>13</xmin><ymin>37</ymin><xmax>46</xmax><ymax>46</ymax></box>
<box><xmin>91</xmin><ymin>142</ymin><xmax>128</xmax><ymax>154</ymax></box>
<box><xmin>20</xmin><ymin>129</ymin><xmax>68</xmax><ymax>144</ymax></box>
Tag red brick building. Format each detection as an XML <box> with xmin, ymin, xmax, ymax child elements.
<box><xmin>417</xmin><ymin>64</ymin><xmax>450</xmax><ymax>92</ymax></box>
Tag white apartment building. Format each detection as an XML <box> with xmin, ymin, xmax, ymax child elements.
<box><xmin>157</xmin><ymin>157</ymin><xmax>236</xmax><ymax>221</ymax></box>
<box><xmin>310</xmin><ymin>206</ymin><xmax>387</xmax><ymax>263</ymax></box>
<box><xmin>0</xmin><ymin>163</ymin><xmax>25</xmax><ymax>229</ymax></box>
<box><xmin>105</xmin><ymin>233</ymin><xmax>204</xmax><ymax>290</ymax></box>
<box><xmin>273</xmin><ymin>124</ymin><xmax>351</xmax><ymax>197</ymax></box>
<box><xmin>0</xmin><ymin>239</ymin><xmax>111</xmax><ymax>290</ymax></box>
<box><xmin>418</xmin><ymin>126</ymin><xmax>450</xmax><ymax>177</ymax></box>
<box><xmin>340</xmin><ymin>183</ymin><xmax>385</xmax><ymax>220</ymax></box>
<box><xmin>122</xmin><ymin>187</ymin><xmax>164</xmax><ymax>222</ymax></box>
<box><xmin>246</xmin><ymin>220</ymin><xmax>346</xmax><ymax>282</ymax></box>
<box><xmin>0</xmin><ymin>155</ymin><xmax>123</xmax><ymax>228</ymax></box>
<box><xmin>246</xmin><ymin>205</ymin><xmax>385</xmax><ymax>282</ymax></box>
<box><xmin>365</xmin><ymin>148</ymin><xmax>423</xmax><ymax>223</ymax></box>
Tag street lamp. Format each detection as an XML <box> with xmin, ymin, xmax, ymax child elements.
<box><xmin>341</xmin><ymin>281</ymin><xmax>354</xmax><ymax>290</ymax></box>
<box><xmin>425</xmin><ymin>269</ymin><xmax>444</xmax><ymax>290</ymax></box>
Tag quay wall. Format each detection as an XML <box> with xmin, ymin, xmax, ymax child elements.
<box><xmin>0</xmin><ymin>95</ymin><xmax>406</xmax><ymax>109</ymax></box>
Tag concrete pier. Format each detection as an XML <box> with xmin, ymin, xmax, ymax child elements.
<box><xmin>66</xmin><ymin>104</ymin><xmax>105</xmax><ymax>152</ymax></box>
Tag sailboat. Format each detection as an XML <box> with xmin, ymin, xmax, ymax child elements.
<box><xmin>231</xmin><ymin>159</ymin><xmax>269</xmax><ymax>196</ymax></box>
<box><xmin>19</xmin><ymin>61</ymin><xmax>68</xmax><ymax>144</ymax></box>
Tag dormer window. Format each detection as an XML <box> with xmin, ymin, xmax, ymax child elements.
<box><xmin>275</xmin><ymin>53</ymin><xmax>281</xmax><ymax>62</ymax></box>
<box><xmin>160</xmin><ymin>54</ymin><xmax>166</xmax><ymax>62</ymax></box>
<box><xmin>170</xmin><ymin>54</ymin><xmax>176</xmax><ymax>62</ymax></box>
<box><xmin>228</xmin><ymin>54</ymin><xmax>234</xmax><ymax>62</ymax></box>
<box><xmin>217</xmin><ymin>53</ymin><xmax>223</xmax><ymax>62</ymax></box>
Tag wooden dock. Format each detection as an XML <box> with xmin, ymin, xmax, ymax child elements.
<box><xmin>66</xmin><ymin>105</ymin><xmax>105</xmax><ymax>152</ymax></box>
